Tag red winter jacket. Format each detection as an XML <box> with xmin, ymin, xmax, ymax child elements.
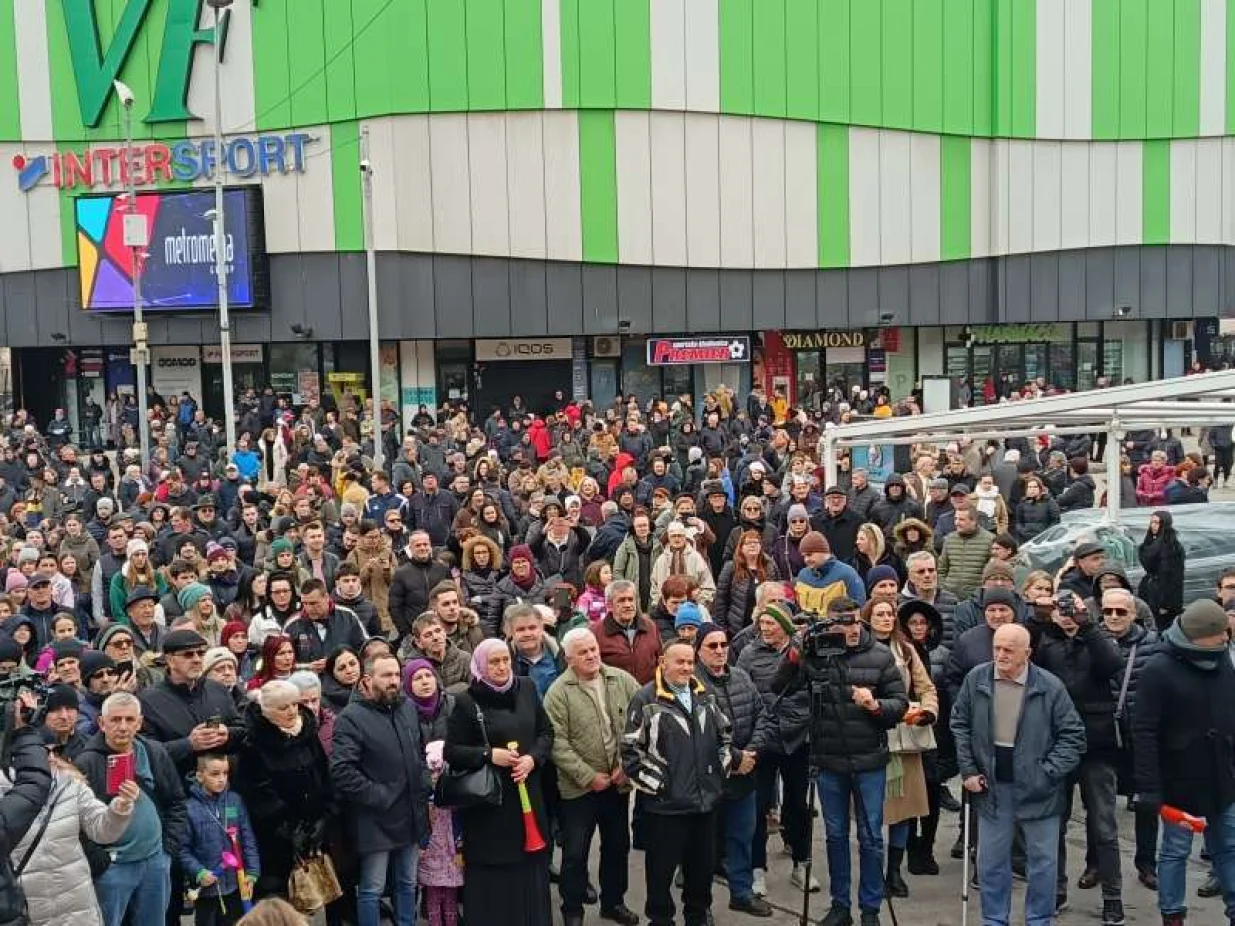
<box><xmin>528</xmin><ymin>419</ymin><xmax>552</xmax><ymax>461</ymax></box>
<box><xmin>1135</xmin><ymin>462</ymin><xmax>1174</xmax><ymax>507</ymax></box>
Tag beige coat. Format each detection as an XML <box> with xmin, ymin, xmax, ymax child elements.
<box><xmin>883</xmin><ymin>637</ymin><xmax>939</xmax><ymax>826</ymax></box>
<box><xmin>348</xmin><ymin>543</ymin><xmax>395</xmax><ymax>632</ymax></box>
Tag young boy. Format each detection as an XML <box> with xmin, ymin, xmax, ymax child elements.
<box><xmin>180</xmin><ymin>754</ymin><xmax>260</xmax><ymax>926</ymax></box>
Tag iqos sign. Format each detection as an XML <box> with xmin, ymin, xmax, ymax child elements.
<box><xmin>475</xmin><ymin>339</ymin><xmax>571</xmax><ymax>362</ymax></box>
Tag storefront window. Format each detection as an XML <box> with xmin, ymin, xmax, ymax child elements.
<box><xmin>1076</xmin><ymin>342</ymin><xmax>1099</xmax><ymax>391</ymax></box>
<box><xmin>621</xmin><ymin>340</ymin><xmax>660</xmax><ymax>409</ymax></box>
<box><xmin>1103</xmin><ymin>321</ymin><xmax>1151</xmax><ymax>384</ymax></box>
<box><xmin>269</xmin><ymin>343</ymin><xmax>320</xmax><ymax>405</ymax></box>
<box><xmin>1049</xmin><ymin>343</ymin><xmax>1075</xmax><ymax>390</ymax></box>
<box><xmin>662</xmin><ymin>365</ymin><xmax>693</xmax><ymax>403</ymax></box>
<box><xmin>794</xmin><ymin>351</ymin><xmax>822</xmax><ymax>404</ymax></box>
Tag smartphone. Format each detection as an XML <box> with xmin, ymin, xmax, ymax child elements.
<box><xmin>115</xmin><ymin>660</ymin><xmax>134</xmax><ymax>677</ymax></box>
<box><xmin>204</xmin><ymin>715</ymin><xmax>224</xmax><ymax>728</ymax></box>
<box><xmin>106</xmin><ymin>753</ymin><xmax>135</xmax><ymax>795</ymax></box>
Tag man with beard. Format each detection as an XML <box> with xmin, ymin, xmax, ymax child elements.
<box><xmin>332</xmin><ymin>653</ymin><xmax>431</xmax><ymax>926</ymax></box>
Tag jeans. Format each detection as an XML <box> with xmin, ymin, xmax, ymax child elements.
<box><xmin>721</xmin><ymin>791</ymin><xmax>758</xmax><ymax>901</ymax></box>
<box><xmin>558</xmin><ymin>787</ymin><xmax>630</xmax><ymax>914</ymax></box>
<box><xmin>818</xmin><ymin>767</ymin><xmax>886</xmax><ymax>913</ymax></box>
<box><xmin>1058</xmin><ymin>757</ymin><xmax>1122</xmax><ymax>898</ymax></box>
<box><xmin>643</xmin><ymin>811</ymin><xmax>715</xmax><ymax>926</ymax></box>
<box><xmin>754</xmin><ymin>745</ymin><xmax>810</xmax><ymax>867</ymax></box>
<box><xmin>96</xmin><ymin>852</ymin><xmax>172</xmax><ymax>926</ymax></box>
<box><xmin>357</xmin><ymin>844</ymin><xmax>419</xmax><ymax>926</ymax></box>
<box><xmin>888</xmin><ymin>820</ymin><xmax>911</xmax><ymax>850</ymax></box>
<box><xmin>976</xmin><ymin>787</ymin><xmax>1059</xmax><ymax>926</ymax></box>
<box><xmin>1159</xmin><ymin>800</ymin><xmax>1235</xmax><ymax>919</ymax></box>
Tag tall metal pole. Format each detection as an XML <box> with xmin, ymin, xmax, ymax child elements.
<box><xmin>117</xmin><ymin>84</ymin><xmax>151</xmax><ymax>463</ymax></box>
<box><xmin>211</xmin><ymin>0</ymin><xmax>237</xmax><ymax>454</ymax></box>
<box><xmin>360</xmin><ymin>126</ymin><xmax>384</xmax><ymax>470</ymax></box>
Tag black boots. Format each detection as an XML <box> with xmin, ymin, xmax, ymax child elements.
<box><xmin>884</xmin><ymin>847</ymin><xmax>909</xmax><ymax>898</ymax></box>
<box><xmin>905</xmin><ymin>835</ymin><xmax>939</xmax><ymax>876</ymax></box>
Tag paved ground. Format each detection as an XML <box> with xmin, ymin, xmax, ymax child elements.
<box><xmin>570</xmin><ymin>798</ymin><xmax>1226</xmax><ymax>925</ymax></box>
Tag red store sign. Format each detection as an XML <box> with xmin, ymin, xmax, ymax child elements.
<box><xmin>647</xmin><ymin>337</ymin><xmax>750</xmax><ymax>366</ymax></box>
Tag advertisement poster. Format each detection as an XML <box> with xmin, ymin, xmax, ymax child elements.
<box><xmin>76</xmin><ymin>189</ymin><xmax>255</xmax><ymax>311</ymax></box>
<box><xmin>851</xmin><ymin>444</ymin><xmax>895</xmax><ymax>484</ymax></box>
<box><xmin>296</xmin><ymin>371</ymin><xmax>320</xmax><ymax>405</ymax></box>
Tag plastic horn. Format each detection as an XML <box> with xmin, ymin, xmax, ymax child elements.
<box><xmin>508</xmin><ymin>741</ymin><xmax>547</xmax><ymax>853</ymax></box>
<box><xmin>1160</xmin><ymin>805</ymin><xmax>1207</xmax><ymax>833</ymax></box>
<box><xmin>226</xmin><ymin>826</ymin><xmax>254</xmax><ymax>912</ymax></box>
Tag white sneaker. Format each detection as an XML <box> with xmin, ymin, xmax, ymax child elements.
<box><xmin>790</xmin><ymin>863</ymin><xmax>820</xmax><ymax>893</ymax></box>
<box><xmin>752</xmin><ymin>869</ymin><xmax>767</xmax><ymax>897</ymax></box>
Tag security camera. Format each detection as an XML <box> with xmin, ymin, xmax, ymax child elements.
<box><xmin>1115</xmin><ymin>305</ymin><xmax>1132</xmax><ymax>318</ymax></box>
<box><xmin>359</xmin><ymin>159</ymin><xmax>372</xmax><ymax>173</ymax></box>
<box><xmin>878</xmin><ymin>312</ymin><xmax>894</xmax><ymax>326</ymax></box>
<box><xmin>112</xmin><ymin>80</ymin><xmax>135</xmax><ymax>108</ymax></box>
<box><xmin>617</xmin><ymin>319</ymin><xmax>632</xmax><ymax>335</ymax></box>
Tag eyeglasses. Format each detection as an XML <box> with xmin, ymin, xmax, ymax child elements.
<box><xmin>92</xmin><ymin>669</ymin><xmax>118</xmax><ymax>679</ymax></box>
<box><xmin>1101</xmin><ymin>608</ymin><xmax>1130</xmax><ymax>616</ymax></box>
<box><xmin>702</xmin><ymin>641</ymin><xmax>729</xmax><ymax>651</ymax></box>
<box><xmin>176</xmin><ymin>649</ymin><xmax>206</xmax><ymax>659</ymax></box>
<box><xmin>107</xmin><ymin>638</ymin><xmax>133</xmax><ymax>650</ymax></box>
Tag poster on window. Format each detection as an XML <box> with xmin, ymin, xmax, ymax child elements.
<box><xmin>850</xmin><ymin>444</ymin><xmax>895</xmax><ymax>484</ymax></box>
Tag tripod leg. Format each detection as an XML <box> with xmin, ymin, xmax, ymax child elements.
<box><xmin>799</xmin><ymin>772</ymin><xmax>817</xmax><ymax>926</ymax></box>
<box><xmin>961</xmin><ymin>794</ymin><xmax>971</xmax><ymax>926</ymax></box>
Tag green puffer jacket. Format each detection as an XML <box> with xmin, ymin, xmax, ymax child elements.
<box><xmin>938</xmin><ymin>527</ymin><xmax>995</xmax><ymax>600</ymax></box>
<box><xmin>543</xmin><ymin>664</ymin><xmax>640</xmax><ymax>800</ymax></box>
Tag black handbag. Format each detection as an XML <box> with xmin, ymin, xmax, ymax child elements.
<box><xmin>434</xmin><ymin>704</ymin><xmax>503</xmax><ymax>809</ymax></box>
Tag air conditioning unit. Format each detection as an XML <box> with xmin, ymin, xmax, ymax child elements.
<box><xmin>592</xmin><ymin>336</ymin><xmax>621</xmax><ymax>358</ymax></box>
<box><xmin>1170</xmin><ymin>321</ymin><xmax>1191</xmax><ymax>341</ymax></box>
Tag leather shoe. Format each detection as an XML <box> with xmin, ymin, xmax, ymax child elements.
<box><xmin>950</xmin><ymin>834</ymin><xmax>965</xmax><ymax>859</ymax></box>
<box><xmin>564</xmin><ymin>915</ymin><xmax>584</xmax><ymax>926</ymax></box>
<box><xmin>1198</xmin><ymin>873</ymin><xmax>1222</xmax><ymax>898</ymax></box>
<box><xmin>600</xmin><ymin>904</ymin><xmax>640</xmax><ymax>926</ymax></box>
<box><xmin>1077</xmin><ymin>866</ymin><xmax>1100</xmax><ymax>890</ymax></box>
<box><xmin>939</xmin><ymin>786</ymin><xmax>962</xmax><ymax>813</ymax></box>
<box><xmin>584</xmin><ymin>883</ymin><xmax>599</xmax><ymax>905</ymax></box>
<box><xmin>1137</xmin><ymin>867</ymin><xmax>1158</xmax><ymax>891</ymax></box>
<box><xmin>728</xmin><ymin>896</ymin><xmax>773</xmax><ymax>917</ymax></box>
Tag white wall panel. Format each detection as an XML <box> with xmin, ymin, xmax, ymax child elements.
<box><xmin>1006</xmin><ymin>141</ymin><xmax>1034</xmax><ymax>253</ymax></box>
<box><xmin>428</xmin><ymin>114</ymin><xmax>473</xmax><ymax>254</ymax></box>
<box><xmin>186</xmin><ymin>0</ymin><xmax>255</xmax><ymax>139</ymax></box>
<box><xmin>13</xmin><ymin>0</ymin><xmax>53</xmax><ymax>141</ymax></box>
<box><xmin>651</xmin><ymin>0</ymin><xmax>688</xmax><ymax>110</ymax></box>
<box><xmin>391</xmin><ymin>116</ymin><xmax>435</xmax><ymax>253</ymax></box>
<box><xmin>467</xmin><ymin>113</ymin><xmax>510</xmax><ymax>255</ymax></box>
<box><xmin>1088</xmin><ymin>143</ymin><xmax>1118</xmax><ymax>246</ymax></box>
<box><xmin>849</xmin><ymin>128</ymin><xmax>882</xmax><ymax>266</ymax></box>
<box><xmin>718</xmin><ymin>117</ymin><xmax>754</xmax><ymax>266</ymax></box>
<box><xmin>1223</xmin><ymin>139</ymin><xmax>1235</xmax><ymax>243</ymax></box>
<box><xmin>260</xmin><ymin>151</ymin><xmax>303</xmax><ymax>253</ymax></box>
<box><xmin>1059</xmin><ymin>144</ymin><xmax>1091</xmax><ymax>250</ymax></box>
<box><xmin>1062</xmin><ymin>0</ymin><xmax>1092</xmax><ymax>139</ymax></box>
<box><xmin>684</xmin><ymin>0</ymin><xmax>721</xmax><ymax>112</ymax></box>
<box><xmin>1035</xmin><ymin>0</ymin><xmax>1065</xmax><ymax>139</ymax></box>
<box><xmin>1194</xmin><ymin>138</ymin><xmax>1223</xmax><ymax>243</ymax></box>
<box><xmin>0</xmin><ymin>146</ymin><xmax>30</xmax><ymax>271</ymax></box>
<box><xmin>683</xmin><ymin>113</ymin><xmax>721</xmax><ymax>266</ymax></box>
<box><xmin>24</xmin><ymin>182</ymin><xmax>61</xmax><ymax>272</ymax></box>
<box><xmin>990</xmin><ymin>141</ymin><xmax>1011</xmax><ymax>255</ymax></box>
<box><xmin>504</xmin><ymin>112</ymin><xmax>548</xmax><ymax>259</ymax></box>
<box><xmin>541</xmin><ymin>0</ymin><xmax>563</xmax><ymax>108</ymax></box>
<box><xmin>1031</xmin><ymin>142</ymin><xmax>1062</xmax><ymax>251</ymax></box>
<box><xmin>362</xmin><ymin>117</ymin><xmax>401</xmax><ymax>251</ymax></box>
<box><xmin>909</xmin><ymin>133</ymin><xmax>940</xmax><ymax>263</ymax></box>
<box><xmin>1201</xmin><ymin>0</ymin><xmax>1227</xmax><ymax>136</ymax></box>
<box><xmin>969</xmin><ymin>139</ymin><xmax>993</xmax><ymax>258</ymax></box>
<box><xmin>542</xmin><ymin>111</ymin><xmax>583</xmax><ymax>261</ymax></box>
<box><xmin>877</xmin><ymin>131</ymin><xmax>912</xmax><ymax>264</ymax></box>
<box><xmin>1114</xmin><ymin>143</ymin><xmax>1143</xmax><ymax>246</ymax></box>
<box><xmin>649</xmin><ymin>113</ymin><xmax>688</xmax><ymax>265</ymax></box>
<box><xmin>751</xmin><ymin>119</ymin><xmax>787</xmax><ymax>268</ymax></box>
<box><xmin>784</xmin><ymin>120</ymin><xmax>818</xmax><ymax>267</ymax></box>
<box><xmin>615</xmin><ymin>111</ymin><xmax>654</xmax><ymax>265</ymax></box>
<box><xmin>1170</xmin><ymin>140</ymin><xmax>1198</xmax><ymax>243</ymax></box>
<box><xmin>295</xmin><ymin>124</ymin><xmax>336</xmax><ymax>252</ymax></box>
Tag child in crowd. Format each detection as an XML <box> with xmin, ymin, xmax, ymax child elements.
<box><xmin>181</xmin><ymin>754</ymin><xmax>261</xmax><ymax>926</ymax></box>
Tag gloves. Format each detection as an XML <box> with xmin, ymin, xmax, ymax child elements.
<box><xmin>914</xmin><ymin>710</ymin><xmax>936</xmax><ymax>727</ymax></box>
<box><xmin>291</xmin><ymin>823</ymin><xmax>314</xmax><ymax>860</ymax></box>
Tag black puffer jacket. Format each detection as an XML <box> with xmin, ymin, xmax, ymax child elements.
<box><xmin>461</xmin><ymin>568</ymin><xmax>504</xmax><ymax>637</ymax></box>
<box><xmin>1108</xmin><ymin>622</ymin><xmax>1161</xmax><ymax>734</ymax></box>
<box><xmin>1011</xmin><ymin>496</ymin><xmax>1061</xmax><ymax>543</ymax></box>
<box><xmin>1056</xmin><ymin>475</ymin><xmax>1096</xmax><ymax>513</ymax></box>
<box><xmin>944</xmin><ymin>624</ymin><xmax>998</xmax><ymax>704</ymax></box>
<box><xmin>697</xmin><ymin>663</ymin><xmax>765</xmax><ymax>799</ymax></box>
<box><xmin>712</xmin><ymin>557</ymin><xmax>780</xmax><ymax>636</ymax></box>
<box><xmin>389</xmin><ymin>557</ymin><xmax>454</xmax><ymax>637</ymax></box>
<box><xmin>951</xmin><ymin>588</ymin><xmax>1031</xmax><ymax>640</ymax></box>
<box><xmin>771</xmin><ymin>626</ymin><xmax>908</xmax><ymax>773</ymax></box>
<box><xmin>0</xmin><ymin>727</ymin><xmax>51</xmax><ymax>926</ymax></box>
<box><xmin>622</xmin><ymin>671</ymin><xmax>736</xmax><ymax>815</ymax></box>
<box><xmin>137</xmin><ymin>677</ymin><xmax>245</xmax><ymax>776</ymax></box>
<box><xmin>1028</xmin><ymin>617</ymin><xmax>1125</xmax><ymax>755</ymax></box>
<box><xmin>869</xmin><ymin>475</ymin><xmax>925</xmax><ymax>541</ymax></box>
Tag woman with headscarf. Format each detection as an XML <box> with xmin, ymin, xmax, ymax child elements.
<box><xmin>1137</xmin><ymin>510</ymin><xmax>1186</xmax><ymax>631</ymax></box>
<box><xmin>443</xmin><ymin>638</ymin><xmax>554</xmax><ymax>925</ymax></box>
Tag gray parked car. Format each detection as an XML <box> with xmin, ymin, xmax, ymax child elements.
<box><xmin>1019</xmin><ymin>502</ymin><xmax>1235</xmax><ymax>605</ymax></box>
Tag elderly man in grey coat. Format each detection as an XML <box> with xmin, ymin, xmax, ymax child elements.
<box><xmin>951</xmin><ymin>623</ymin><xmax>1086</xmax><ymax>926</ymax></box>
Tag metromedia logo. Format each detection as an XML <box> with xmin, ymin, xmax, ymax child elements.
<box><xmin>11</xmin><ymin>133</ymin><xmax>313</xmax><ymax>192</ymax></box>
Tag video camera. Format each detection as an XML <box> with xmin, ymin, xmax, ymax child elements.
<box><xmin>800</xmin><ymin>611</ymin><xmax>857</xmax><ymax>660</ymax></box>
<box><xmin>0</xmin><ymin>675</ymin><xmax>51</xmax><ymax>730</ymax></box>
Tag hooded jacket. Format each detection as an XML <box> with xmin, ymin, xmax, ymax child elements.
<box><xmin>1082</xmin><ymin>563</ymin><xmax>1154</xmax><ymax>628</ymax></box>
<box><xmin>869</xmin><ymin>475</ymin><xmax>925</xmax><ymax>540</ymax></box>
<box><xmin>1027</xmin><ymin>613</ymin><xmax>1125</xmax><ymax>754</ymax></box>
<box><xmin>1136</xmin><ymin>511</ymin><xmax>1186</xmax><ymax>620</ymax></box>
<box><xmin>891</xmin><ymin>518</ymin><xmax>934</xmax><ymax>559</ymax></box>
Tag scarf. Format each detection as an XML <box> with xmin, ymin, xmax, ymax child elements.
<box><xmin>973</xmin><ymin>484</ymin><xmax>1000</xmax><ymax>520</ymax></box>
<box><xmin>470</xmin><ymin>638</ymin><xmax>514</xmax><ymax>693</ymax></box>
<box><xmin>403</xmin><ymin>658</ymin><xmax>442</xmax><ymax>719</ymax></box>
<box><xmin>510</xmin><ymin>567</ymin><xmax>537</xmax><ymax>592</ymax></box>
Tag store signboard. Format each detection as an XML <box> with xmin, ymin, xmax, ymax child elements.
<box><xmin>647</xmin><ymin>337</ymin><xmax>750</xmax><ymax>365</ymax></box>
<box><xmin>151</xmin><ymin>346</ymin><xmax>202</xmax><ymax>401</ymax></box>
<box><xmin>781</xmin><ymin>331</ymin><xmax>866</xmax><ymax>351</ymax></box>
<box><xmin>202</xmin><ymin>344</ymin><xmax>263</xmax><ymax>364</ymax></box>
<box><xmin>475</xmin><ymin>338</ymin><xmax>572</xmax><ymax>362</ymax></box>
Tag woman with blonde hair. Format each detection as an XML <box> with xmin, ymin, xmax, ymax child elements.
<box><xmin>850</xmin><ymin>522</ymin><xmax>905</xmax><ymax>586</ymax></box>
<box><xmin>860</xmin><ymin>595</ymin><xmax>938</xmax><ymax>899</ymax></box>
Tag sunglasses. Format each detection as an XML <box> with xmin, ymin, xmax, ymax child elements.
<box><xmin>92</xmin><ymin>669</ymin><xmax>118</xmax><ymax>679</ymax></box>
<box><xmin>177</xmin><ymin>649</ymin><xmax>206</xmax><ymax>659</ymax></box>
<box><xmin>702</xmin><ymin>641</ymin><xmax>729</xmax><ymax>651</ymax></box>
<box><xmin>1101</xmin><ymin>608</ymin><xmax>1130</xmax><ymax>616</ymax></box>
<box><xmin>108</xmin><ymin>638</ymin><xmax>133</xmax><ymax>650</ymax></box>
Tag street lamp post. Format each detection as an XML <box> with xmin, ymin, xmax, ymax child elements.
<box><xmin>115</xmin><ymin>80</ymin><xmax>151</xmax><ymax>463</ymax></box>
<box><xmin>207</xmin><ymin>0</ymin><xmax>236</xmax><ymax>454</ymax></box>
<box><xmin>360</xmin><ymin>126</ymin><xmax>384</xmax><ymax>470</ymax></box>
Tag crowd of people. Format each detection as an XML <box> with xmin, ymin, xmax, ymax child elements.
<box><xmin>0</xmin><ymin>379</ymin><xmax>1229</xmax><ymax>926</ymax></box>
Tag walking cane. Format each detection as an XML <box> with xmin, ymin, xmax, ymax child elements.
<box><xmin>960</xmin><ymin>791</ymin><xmax>972</xmax><ymax>926</ymax></box>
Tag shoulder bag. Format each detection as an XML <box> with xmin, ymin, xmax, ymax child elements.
<box><xmin>433</xmin><ymin>703</ymin><xmax>504</xmax><ymax>809</ymax></box>
<box><xmin>1112</xmin><ymin>642</ymin><xmax>1138</xmax><ymax>750</ymax></box>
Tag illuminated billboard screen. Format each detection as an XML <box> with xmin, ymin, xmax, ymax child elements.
<box><xmin>75</xmin><ymin>187</ymin><xmax>266</xmax><ymax>312</ymax></box>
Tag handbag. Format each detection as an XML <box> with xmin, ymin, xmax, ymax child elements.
<box><xmin>434</xmin><ymin>704</ymin><xmax>504</xmax><ymax>810</ymax></box>
<box><xmin>1113</xmin><ymin>642</ymin><xmax>1138</xmax><ymax>750</ymax></box>
<box><xmin>890</xmin><ymin>703</ymin><xmax>938</xmax><ymax>754</ymax></box>
<box><xmin>287</xmin><ymin>853</ymin><xmax>342</xmax><ymax>914</ymax></box>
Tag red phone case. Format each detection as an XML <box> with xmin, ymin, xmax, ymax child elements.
<box><xmin>106</xmin><ymin>753</ymin><xmax>135</xmax><ymax>794</ymax></box>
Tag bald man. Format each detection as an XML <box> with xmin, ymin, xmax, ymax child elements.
<box><xmin>952</xmin><ymin>622</ymin><xmax>1086</xmax><ymax>926</ymax></box>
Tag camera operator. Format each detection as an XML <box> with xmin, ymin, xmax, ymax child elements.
<box><xmin>951</xmin><ymin>623</ymin><xmax>1085</xmax><ymax>926</ymax></box>
<box><xmin>1027</xmin><ymin>590</ymin><xmax>1125</xmax><ymax>923</ymax></box>
<box><xmin>0</xmin><ymin>691</ymin><xmax>53</xmax><ymax>926</ymax></box>
<box><xmin>771</xmin><ymin>597</ymin><xmax>908</xmax><ymax>926</ymax></box>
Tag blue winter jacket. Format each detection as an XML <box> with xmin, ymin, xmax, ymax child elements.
<box><xmin>179</xmin><ymin>783</ymin><xmax>261</xmax><ymax>897</ymax></box>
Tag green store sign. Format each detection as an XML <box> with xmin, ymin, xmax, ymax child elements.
<box><xmin>63</xmin><ymin>0</ymin><xmax>246</xmax><ymax>127</ymax></box>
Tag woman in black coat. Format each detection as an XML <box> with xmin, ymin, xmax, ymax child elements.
<box><xmin>234</xmin><ymin>682</ymin><xmax>337</xmax><ymax>898</ymax></box>
<box><xmin>321</xmin><ymin>645</ymin><xmax>361</xmax><ymax>712</ymax></box>
<box><xmin>444</xmin><ymin>638</ymin><xmax>554</xmax><ymax>926</ymax></box>
<box><xmin>1137</xmin><ymin>509</ymin><xmax>1186</xmax><ymax>631</ymax></box>
<box><xmin>712</xmin><ymin>531</ymin><xmax>780</xmax><ymax>636</ymax></box>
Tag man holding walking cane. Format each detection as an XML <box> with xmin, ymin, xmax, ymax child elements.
<box><xmin>951</xmin><ymin>623</ymin><xmax>1085</xmax><ymax>926</ymax></box>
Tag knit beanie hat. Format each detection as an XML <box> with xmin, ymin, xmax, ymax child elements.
<box><xmin>787</xmin><ymin>503</ymin><xmax>810</xmax><ymax>522</ymax></box>
<box><xmin>674</xmin><ymin>601</ymin><xmax>704</xmax><ymax>630</ymax></box>
<box><xmin>44</xmin><ymin>684</ymin><xmax>79</xmax><ymax>713</ymax></box>
<box><xmin>763</xmin><ymin>601</ymin><xmax>796</xmax><ymax>636</ymax></box>
<box><xmin>509</xmin><ymin>544</ymin><xmax>534</xmax><ymax>566</ymax></box>
<box><xmin>51</xmin><ymin>639</ymin><xmax>84</xmax><ymax>663</ymax></box>
<box><xmin>0</xmin><ymin>637</ymin><xmax>21</xmax><ymax>664</ymax></box>
<box><xmin>202</xmin><ymin>647</ymin><xmax>238</xmax><ymax>676</ymax></box>
<box><xmin>96</xmin><ymin>624</ymin><xmax>134</xmax><ymax>652</ymax></box>
<box><xmin>206</xmin><ymin>542</ymin><xmax>229</xmax><ymax>564</ymax></box>
<box><xmin>693</xmin><ymin>621</ymin><xmax>726</xmax><ymax>652</ymax></box>
<box><xmin>798</xmin><ymin>531</ymin><xmax>830</xmax><ymax>557</ymax></box>
<box><xmin>16</xmin><ymin>547</ymin><xmax>39</xmax><ymax>566</ymax></box>
<box><xmin>982</xmin><ymin>587</ymin><xmax>1017</xmax><ymax>611</ymax></box>
<box><xmin>220</xmin><ymin>621</ymin><xmax>249</xmax><ymax>650</ymax></box>
<box><xmin>1179</xmin><ymin>599</ymin><xmax>1229</xmax><ymax>641</ymax></box>
<box><xmin>981</xmin><ymin>560</ymin><xmax>1016</xmax><ymax>582</ymax></box>
<box><xmin>80</xmin><ymin>650</ymin><xmax>116</xmax><ymax>682</ymax></box>
<box><xmin>270</xmin><ymin>537</ymin><xmax>294</xmax><ymax>557</ymax></box>
<box><xmin>865</xmin><ymin>565</ymin><xmax>900</xmax><ymax>593</ymax></box>
<box><xmin>126</xmin><ymin>538</ymin><xmax>148</xmax><ymax>557</ymax></box>
<box><xmin>177</xmin><ymin>582</ymin><xmax>213</xmax><ymax>612</ymax></box>
<box><xmin>4</xmin><ymin>572</ymin><xmax>27</xmax><ymax>593</ymax></box>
